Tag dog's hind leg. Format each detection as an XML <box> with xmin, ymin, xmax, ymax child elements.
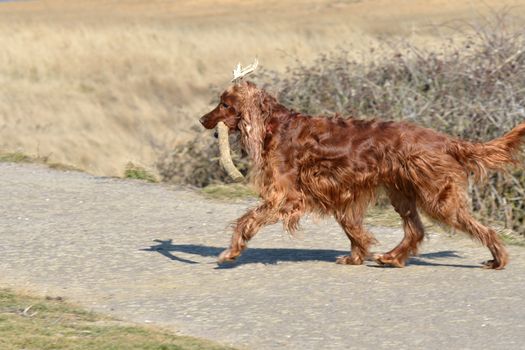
<box><xmin>374</xmin><ymin>190</ymin><xmax>425</xmax><ymax>268</ymax></box>
<box><xmin>453</xmin><ymin>209</ymin><xmax>508</xmax><ymax>269</ymax></box>
<box><xmin>419</xmin><ymin>182</ymin><xmax>508</xmax><ymax>269</ymax></box>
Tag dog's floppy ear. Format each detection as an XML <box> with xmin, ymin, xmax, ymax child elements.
<box><xmin>258</xmin><ymin>89</ymin><xmax>276</xmax><ymax>119</ymax></box>
<box><xmin>237</xmin><ymin>88</ymin><xmax>268</xmax><ymax>167</ymax></box>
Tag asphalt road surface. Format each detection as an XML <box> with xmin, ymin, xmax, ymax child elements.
<box><xmin>1</xmin><ymin>163</ymin><xmax>524</xmax><ymax>349</ymax></box>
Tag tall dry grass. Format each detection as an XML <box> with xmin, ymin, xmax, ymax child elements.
<box><xmin>1</xmin><ymin>0</ymin><xmax>519</xmax><ymax>175</ymax></box>
<box><xmin>0</xmin><ymin>20</ymin><xmax>197</xmax><ymax>175</ymax></box>
<box><xmin>0</xmin><ymin>3</ymin><xmax>373</xmax><ymax>175</ymax></box>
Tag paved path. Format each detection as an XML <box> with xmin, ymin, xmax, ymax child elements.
<box><xmin>1</xmin><ymin>163</ymin><xmax>524</xmax><ymax>349</ymax></box>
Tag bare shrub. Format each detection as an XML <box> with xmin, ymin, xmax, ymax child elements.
<box><xmin>156</xmin><ymin>128</ymin><xmax>248</xmax><ymax>187</ymax></box>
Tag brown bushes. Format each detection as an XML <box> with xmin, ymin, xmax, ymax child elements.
<box><xmin>157</xmin><ymin>128</ymin><xmax>249</xmax><ymax>187</ymax></box>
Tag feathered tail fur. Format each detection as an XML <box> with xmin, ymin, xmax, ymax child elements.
<box><xmin>447</xmin><ymin>122</ymin><xmax>525</xmax><ymax>181</ymax></box>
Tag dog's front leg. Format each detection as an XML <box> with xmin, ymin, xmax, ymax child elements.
<box><xmin>335</xmin><ymin>216</ymin><xmax>377</xmax><ymax>265</ymax></box>
<box><xmin>218</xmin><ymin>202</ymin><xmax>278</xmax><ymax>263</ymax></box>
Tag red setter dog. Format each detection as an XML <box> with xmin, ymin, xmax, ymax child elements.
<box><xmin>200</xmin><ymin>81</ymin><xmax>525</xmax><ymax>269</ymax></box>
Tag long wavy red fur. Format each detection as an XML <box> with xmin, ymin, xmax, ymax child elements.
<box><xmin>200</xmin><ymin>81</ymin><xmax>525</xmax><ymax>269</ymax></box>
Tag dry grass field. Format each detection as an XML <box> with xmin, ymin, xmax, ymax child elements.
<box><xmin>1</xmin><ymin>0</ymin><xmax>524</xmax><ymax>176</ymax></box>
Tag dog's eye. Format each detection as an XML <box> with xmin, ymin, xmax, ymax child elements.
<box><xmin>221</xmin><ymin>102</ymin><xmax>230</xmax><ymax>109</ymax></box>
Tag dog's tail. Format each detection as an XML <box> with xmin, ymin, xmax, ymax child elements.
<box><xmin>447</xmin><ymin>122</ymin><xmax>525</xmax><ymax>181</ymax></box>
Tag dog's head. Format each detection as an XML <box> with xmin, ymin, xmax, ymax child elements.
<box><xmin>199</xmin><ymin>81</ymin><xmax>258</xmax><ymax>132</ymax></box>
<box><xmin>200</xmin><ymin>80</ymin><xmax>275</xmax><ymax>170</ymax></box>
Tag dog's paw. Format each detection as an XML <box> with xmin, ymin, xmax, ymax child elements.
<box><xmin>336</xmin><ymin>255</ymin><xmax>363</xmax><ymax>265</ymax></box>
<box><xmin>481</xmin><ymin>259</ymin><xmax>506</xmax><ymax>270</ymax></box>
<box><xmin>373</xmin><ymin>253</ymin><xmax>405</xmax><ymax>268</ymax></box>
<box><xmin>217</xmin><ymin>249</ymin><xmax>239</xmax><ymax>264</ymax></box>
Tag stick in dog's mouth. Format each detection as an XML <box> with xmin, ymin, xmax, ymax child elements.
<box><xmin>217</xmin><ymin>121</ymin><xmax>244</xmax><ymax>182</ymax></box>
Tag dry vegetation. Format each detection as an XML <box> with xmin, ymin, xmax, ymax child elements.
<box><xmin>1</xmin><ymin>1</ymin><xmax>524</xmax><ymax>235</ymax></box>
<box><xmin>1</xmin><ymin>0</ymin><xmax>523</xmax><ymax>176</ymax></box>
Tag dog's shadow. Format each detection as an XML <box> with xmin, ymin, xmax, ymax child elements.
<box><xmin>142</xmin><ymin>239</ymin><xmax>347</xmax><ymax>267</ymax></box>
<box><xmin>142</xmin><ymin>239</ymin><xmax>478</xmax><ymax>269</ymax></box>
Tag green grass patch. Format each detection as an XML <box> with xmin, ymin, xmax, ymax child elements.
<box><xmin>0</xmin><ymin>151</ymin><xmax>82</xmax><ymax>172</ymax></box>
<box><xmin>0</xmin><ymin>152</ymin><xmax>31</xmax><ymax>163</ymax></box>
<box><xmin>0</xmin><ymin>288</ymin><xmax>235</xmax><ymax>350</ymax></box>
<box><xmin>201</xmin><ymin>183</ymin><xmax>256</xmax><ymax>201</ymax></box>
<box><xmin>499</xmin><ymin>230</ymin><xmax>525</xmax><ymax>247</ymax></box>
<box><xmin>124</xmin><ymin>162</ymin><xmax>157</xmax><ymax>183</ymax></box>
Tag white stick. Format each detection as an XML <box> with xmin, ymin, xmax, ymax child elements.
<box><xmin>217</xmin><ymin>122</ymin><xmax>244</xmax><ymax>182</ymax></box>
